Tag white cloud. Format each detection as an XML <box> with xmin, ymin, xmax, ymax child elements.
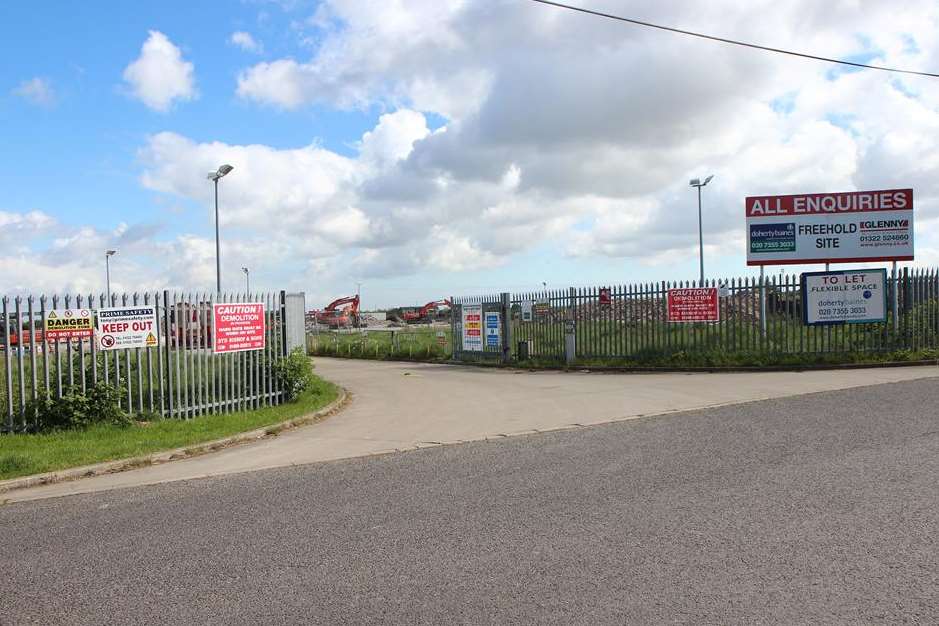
<box><xmin>230</xmin><ymin>31</ymin><xmax>264</xmax><ymax>54</ymax></box>
<box><xmin>122</xmin><ymin>31</ymin><xmax>196</xmax><ymax>112</ymax></box>
<box><xmin>12</xmin><ymin>77</ymin><xmax>55</xmax><ymax>107</ymax></box>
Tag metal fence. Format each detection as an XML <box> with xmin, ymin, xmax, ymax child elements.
<box><xmin>452</xmin><ymin>267</ymin><xmax>939</xmax><ymax>364</ymax></box>
<box><xmin>1</xmin><ymin>291</ymin><xmax>295</xmax><ymax>433</ymax></box>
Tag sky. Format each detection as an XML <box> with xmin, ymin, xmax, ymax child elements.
<box><xmin>2</xmin><ymin>0</ymin><xmax>939</xmax><ymax>309</ymax></box>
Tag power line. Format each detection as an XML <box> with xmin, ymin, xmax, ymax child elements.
<box><xmin>529</xmin><ymin>0</ymin><xmax>939</xmax><ymax>79</ymax></box>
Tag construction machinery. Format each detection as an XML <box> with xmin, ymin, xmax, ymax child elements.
<box><xmin>314</xmin><ymin>295</ymin><xmax>360</xmax><ymax>328</ymax></box>
<box><xmin>403</xmin><ymin>299</ymin><xmax>451</xmax><ymax>324</ymax></box>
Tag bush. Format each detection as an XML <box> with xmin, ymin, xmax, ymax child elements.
<box><xmin>274</xmin><ymin>348</ymin><xmax>315</xmax><ymax>401</ymax></box>
<box><xmin>26</xmin><ymin>382</ymin><xmax>133</xmax><ymax>433</ymax></box>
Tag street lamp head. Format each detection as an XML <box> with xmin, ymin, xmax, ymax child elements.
<box><xmin>704</xmin><ymin>175</ymin><xmax>714</xmax><ymax>185</ymax></box>
<box><xmin>689</xmin><ymin>178</ymin><xmax>700</xmax><ymax>186</ymax></box>
<box><xmin>207</xmin><ymin>164</ymin><xmax>234</xmax><ymax>181</ymax></box>
<box><xmin>242</xmin><ymin>267</ymin><xmax>249</xmax><ymax>274</ymax></box>
<box><xmin>106</xmin><ymin>249</ymin><xmax>117</xmax><ymax>257</ymax></box>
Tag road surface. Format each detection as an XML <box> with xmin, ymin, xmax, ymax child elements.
<box><xmin>6</xmin><ymin>358</ymin><xmax>938</xmax><ymax>502</ymax></box>
<box><xmin>2</xmin><ymin>376</ymin><xmax>938</xmax><ymax>623</ymax></box>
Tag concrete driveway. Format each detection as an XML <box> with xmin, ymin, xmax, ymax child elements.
<box><xmin>6</xmin><ymin>358</ymin><xmax>938</xmax><ymax>502</ymax></box>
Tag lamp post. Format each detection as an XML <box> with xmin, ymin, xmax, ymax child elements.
<box><xmin>207</xmin><ymin>164</ymin><xmax>234</xmax><ymax>293</ymax></box>
<box><xmin>689</xmin><ymin>175</ymin><xmax>714</xmax><ymax>287</ymax></box>
<box><xmin>105</xmin><ymin>250</ymin><xmax>117</xmax><ymax>303</ymax></box>
<box><xmin>242</xmin><ymin>267</ymin><xmax>250</xmax><ymax>293</ymax></box>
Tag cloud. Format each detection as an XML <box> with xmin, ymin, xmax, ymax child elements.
<box><xmin>122</xmin><ymin>31</ymin><xmax>196</xmax><ymax>112</ymax></box>
<box><xmin>12</xmin><ymin>77</ymin><xmax>55</xmax><ymax>107</ymax></box>
<box><xmin>230</xmin><ymin>31</ymin><xmax>264</xmax><ymax>54</ymax></box>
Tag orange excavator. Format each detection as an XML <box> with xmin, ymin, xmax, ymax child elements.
<box><xmin>403</xmin><ymin>299</ymin><xmax>451</xmax><ymax>324</ymax></box>
<box><xmin>315</xmin><ymin>295</ymin><xmax>360</xmax><ymax>328</ymax></box>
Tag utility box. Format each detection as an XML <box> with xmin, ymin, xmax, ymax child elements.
<box><xmin>518</xmin><ymin>340</ymin><xmax>533</xmax><ymax>361</ymax></box>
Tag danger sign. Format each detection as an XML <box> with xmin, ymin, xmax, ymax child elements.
<box><xmin>213</xmin><ymin>303</ymin><xmax>266</xmax><ymax>353</ymax></box>
<box><xmin>96</xmin><ymin>307</ymin><xmax>159</xmax><ymax>351</ymax></box>
<box><xmin>667</xmin><ymin>288</ymin><xmax>720</xmax><ymax>323</ymax></box>
<box><xmin>45</xmin><ymin>309</ymin><xmax>93</xmax><ymax>340</ymax></box>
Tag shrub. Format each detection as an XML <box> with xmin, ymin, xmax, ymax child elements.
<box><xmin>26</xmin><ymin>382</ymin><xmax>132</xmax><ymax>433</ymax></box>
<box><xmin>274</xmin><ymin>348</ymin><xmax>315</xmax><ymax>401</ymax></box>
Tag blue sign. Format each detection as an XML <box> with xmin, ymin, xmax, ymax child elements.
<box><xmin>485</xmin><ymin>312</ymin><xmax>501</xmax><ymax>348</ymax></box>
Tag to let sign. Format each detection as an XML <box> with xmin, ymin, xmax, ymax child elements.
<box><xmin>213</xmin><ymin>303</ymin><xmax>266</xmax><ymax>353</ymax></box>
<box><xmin>801</xmin><ymin>269</ymin><xmax>887</xmax><ymax>326</ymax></box>
<box><xmin>667</xmin><ymin>288</ymin><xmax>720</xmax><ymax>323</ymax></box>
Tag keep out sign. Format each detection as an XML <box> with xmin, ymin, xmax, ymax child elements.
<box><xmin>213</xmin><ymin>303</ymin><xmax>266</xmax><ymax>353</ymax></box>
<box><xmin>96</xmin><ymin>307</ymin><xmax>159</xmax><ymax>350</ymax></box>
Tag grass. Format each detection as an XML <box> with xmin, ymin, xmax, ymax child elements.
<box><xmin>309</xmin><ymin>326</ymin><xmax>452</xmax><ymax>361</ymax></box>
<box><xmin>0</xmin><ymin>373</ymin><xmax>339</xmax><ymax>481</ymax></box>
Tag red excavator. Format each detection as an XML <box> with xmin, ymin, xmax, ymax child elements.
<box><xmin>315</xmin><ymin>295</ymin><xmax>360</xmax><ymax>328</ymax></box>
<box><xmin>403</xmin><ymin>299</ymin><xmax>451</xmax><ymax>324</ymax></box>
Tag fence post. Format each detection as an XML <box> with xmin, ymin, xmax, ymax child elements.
<box><xmin>759</xmin><ymin>266</ymin><xmax>767</xmax><ymax>339</ymax></box>
<box><xmin>163</xmin><ymin>290</ymin><xmax>173</xmax><ymax>418</ymax></box>
<box><xmin>500</xmin><ymin>292</ymin><xmax>512</xmax><ymax>364</ymax></box>
<box><xmin>892</xmin><ymin>262</ymin><xmax>899</xmax><ymax>336</ymax></box>
<box><xmin>449</xmin><ymin>295</ymin><xmax>457</xmax><ymax>361</ymax></box>
<box><xmin>565</xmin><ymin>287</ymin><xmax>576</xmax><ymax>365</ymax></box>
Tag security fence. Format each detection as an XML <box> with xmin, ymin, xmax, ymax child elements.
<box><xmin>1</xmin><ymin>291</ymin><xmax>302</xmax><ymax>434</ymax></box>
<box><xmin>451</xmin><ymin>267</ymin><xmax>939</xmax><ymax>364</ymax></box>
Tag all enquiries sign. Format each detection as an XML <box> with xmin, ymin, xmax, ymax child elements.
<box><xmin>801</xmin><ymin>269</ymin><xmax>888</xmax><ymax>326</ymax></box>
<box><xmin>745</xmin><ymin>188</ymin><xmax>913</xmax><ymax>265</ymax></box>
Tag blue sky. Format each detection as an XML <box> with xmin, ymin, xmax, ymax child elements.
<box><xmin>2</xmin><ymin>1</ymin><xmax>938</xmax><ymax>308</ymax></box>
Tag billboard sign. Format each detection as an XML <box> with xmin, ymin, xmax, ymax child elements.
<box><xmin>667</xmin><ymin>288</ymin><xmax>720</xmax><ymax>323</ymax></box>
<box><xmin>213</xmin><ymin>303</ymin><xmax>266</xmax><ymax>353</ymax></box>
<box><xmin>461</xmin><ymin>304</ymin><xmax>482</xmax><ymax>351</ymax></box>
<box><xmin>745</xmin><ymin>188</ymin><xmax>913</xmax><ymax>265</ymax></box>
<box><xmin>485</xmin><ymin>311</ymin><xmax>501</xmax><ymax>348</ymax></box>
<box><xmin>45</xmin><ymin>309</ymin><xmax>94</xmax><ymax>341</ymax></box>
<box><xmin>801</xmin><ymin>269</ymin><xmax>887</xmax><ymax>326</ymax></box>
<box><xmin>96</xmin><ymin>307</ymin><xmax>159</xmax><ymax>350</ymax></box>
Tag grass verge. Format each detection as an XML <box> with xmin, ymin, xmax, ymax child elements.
<box><xmin>0</xmin><ymin>374</ymin><xmax>339</xmax><ymax>481</ymax></box>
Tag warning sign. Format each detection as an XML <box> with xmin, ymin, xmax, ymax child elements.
<box><xmin>45</xmin><ymin>309</ymin><xmax>93</xmax><ymax>341</ymax></box>
<box><xmin>461</xmin><ymin>304</ymin><xmax>483</xmax><ymax>351</ymax></box>
<box><xmin>213</xmin><ymin>303</ymin><xmax>266</xmax><ymax>354</ymax></box>
<box><xmin>96</xmin><ymin>307</ymin><xmax>159</xmax><ymax>351</ymax></box>
<box><xmin>667</xmin><ymin>288</ymin><xmax>720</xmax><ymax>323</ymax></box>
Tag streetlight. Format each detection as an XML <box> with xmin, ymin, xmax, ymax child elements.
<box><xmin>105</xmin><ymin>250</ymin><xmax>117</xmax><ymax>303</ymax></box>
<box><xmin>242</xmin><ymin>267</ymin><xmax>250</xmax><ymax>293</ymax></box>
<box><xmin>689</xmin><ymin>175</ymin><xmax>714</xmax><ymax>287</ymax></box>
<box><xmin>207</xmin><ymin>164</ymin><xmax>234</xmax><ymax>293</ymax></box>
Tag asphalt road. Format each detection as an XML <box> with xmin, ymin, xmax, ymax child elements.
<box><xmin>2</xmin><ymin>378</ymin><xmax>938</xmax><ymax>624</ymax></box>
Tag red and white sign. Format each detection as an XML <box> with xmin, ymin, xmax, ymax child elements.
<box><xmin>598</xmin><ymin>287</ymin><xmax>611</xmax><ymax>305</ymax></box>
<box><xmin>745</xmin><ymin>188</ymin><xmax>914</xmax><ymax>266</ymax></box>
<box><xmin>213</xmin><ymin>303</ymin><xmax>266</xmax><ymax>353</ymax></box>
<box><xmin>667</xmin><ymin>288</ymin><xmax>720</xmax><ymax>323</ymax></box>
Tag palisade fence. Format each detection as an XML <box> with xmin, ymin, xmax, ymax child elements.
<box><xmin>451</xmin><ymin>267</ymin><xmax>939</xmax><ymax>363</ymax></box>
<box><xmin>1</xmin><ymin>291</ymin><xmax>305</xmax><ymax>434</ymax></box>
